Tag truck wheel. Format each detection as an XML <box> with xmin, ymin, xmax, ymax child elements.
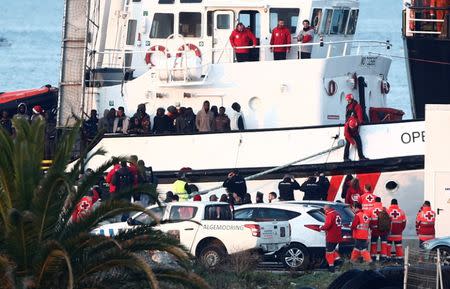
<box><xmin>199</xmin><ymin>244</ymin><xmax>225</xmax><ymax>269</ymax></box>
<box><xmin>281</xmin><ymin>243</ymin><xmax>310</xmax><ymax>270</ymax></box>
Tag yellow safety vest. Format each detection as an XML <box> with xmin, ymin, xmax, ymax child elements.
<box><xmin>173</xmin><ymin>180</ymin><xmax>188</xmax><ymax>201</ymax></box>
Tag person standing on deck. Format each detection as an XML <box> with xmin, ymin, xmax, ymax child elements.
<box><xmin>196</xmin><ymin>100</ymin><xmax>215</xmax><ymax>132</ymax></box>
<box><xmin>229</xmin><ymin>22</ymin><xmax>257</xmax><ymax>63</ymax></box>
<box><xmin>297</xmin><ymin>20</ymin><xmax>314</xmax><ymax>59</ymax></box>
<box><xmin>270</xmin><ymin>20</ymin><xmax>291</xmax><ymax>60</ymax></box>
<box><xmin>345</xmin><ymin>94</ymin><xmax>364</xmax><ymax>124</ymax></box>
<box><xmin>416</xmin><ymin>200</ymin><xmax>436</xmax><ymax>248</ymax></box>
<box><xmin>230</xmin><ymin>102</ymin><xmax>245</xmax><ymax>131</ymax></box>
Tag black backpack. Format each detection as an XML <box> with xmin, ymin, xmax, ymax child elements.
<box><xmin>112</xmin><ymin>167</ymin><xmax>134</xmax><ymax>191</ymax></box>
<box><xmin>377</xmin><ymin>209</ymin><xmax>392</xmax><ymax>232</ymax></box>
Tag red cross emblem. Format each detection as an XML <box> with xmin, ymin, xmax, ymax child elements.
<box><xmin>424</xmin><ymin>211</ymin><xmax>435</xmax><ymax>222</ymax></box>
<box><xmin>390</xmin><ymin>209</ymin><xmax>400</xmax><ymax>219</ymax></box>
<box><xmin>373</xmin><ymin>208</ymin><xmax>382</xmax><ymax>214</ymax></box>
<box><xmin>351</xmin><ymin>194</ymin><xmax>359</xmax><ymax>202</ymax></box>
<box><xmin>81</xmin><ymin>201</ymin><xmax>91</xmax><ymax>210</ymax></box>
<box><xmin>363</xmin><ymin>215</ymin><xmax>369</xmax><ymax>222</ymax></box>
<box><xmin>335</xmin><ymin>215</ymin><xmax>342</xmax><ymax>227</ymax></box>
<box><xmin>366</xmin><ymin>194</ymin><xmax>374</xmax><ymax>202</ymax></box>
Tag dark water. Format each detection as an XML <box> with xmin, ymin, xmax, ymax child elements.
<box><xmin>0</xmin><ymin>0</ymin><xmax>411</xmax><ymax>117</ymax></box>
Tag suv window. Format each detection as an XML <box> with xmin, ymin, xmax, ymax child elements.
<box><xmin>205</xmin><ymin>205</ymin><xmax>232</xmax><ymax>220</ymax></box>
<box><xmin>234</xmin><ymin>208</ymin><xmax>255</xmax><ymax>220</ymax></box>
<box><xmin>335</xmin><ymin>205</ymin><xmax>355</xmax><ymax>224</ymax></box>
<box><xmin>169</xmin><ymin>206</ymin><xmax>197</xmax><ymax>220</ymax></box>
<box><xmin>308</xmin><ymin>209</ymin><xmax>326</xmax><ymax>222</ymax></box>
<box><xmin>134</xmin><ymin>206</ymin><xmax>166</xmax><ymax>225</ymax></box>
<box><xmin>255</xmin><ymin>208</ymin><xmax>300</xmax><ymax>221</ymax></box>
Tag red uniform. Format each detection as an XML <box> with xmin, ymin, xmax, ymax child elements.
<box><xmin>270</xmin><ymin>26</ymin><xmax>291</xmax><ymax>52</ymax></box>
<box><xmin>106</xmin><ymin>164</ymin><xmax>121</xmax><ymax>193</ymax></box>
<box><xmin>346</xmin><ymin>100</ymin><xmax>364</xmax><ymax>124</ymax></box>
<box><xmin>369</xmin><ymin>202</ymin><xmax>389</xmax><ymax>258</ymax></box>
<box><xmin>320</xmin><ymin>207</ymin><xmax>342</xmax><ymax>267</ymax></box>
<box><xmin>71</xmin><ymin>190</ymin><xmax>99</xmax><ymax>223</ymax></box>
<box><xmin>345</xmin><ymin>186</ymin><xmax>362</xmax><ymax>206</ymax></box>
<box><xmin>350</xmin><ymin>209</ymin><xmax>372</xmax><ymax>262</ymax></box>
<box><xmin>387</xmin><ymin>204</ymin><xmax>407</xmax><ymax>258</ymax></box>
<box><xmin>416</xmin><ymin>206</ymin><xmax>436</xmax><ymax>242</ymax></box>
<box><xmin>229</xmin><ymin>28</ymin><xmax>257</xmax><ymax>54</ymax></box>
<box><xmin>361</xmin><ymin>192</ymin><xmax>379</xmax><ymax>212</ymax></box>
<box><xmin>344</xmin><ymin>116</ymin><xmax>360</xmax><ymax>145</ymax></box>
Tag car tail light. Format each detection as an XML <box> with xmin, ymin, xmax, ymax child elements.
<box><xmin>304</xmin><ymin>224</ymin><xmax>321</xmax><ymax>232</ymax></box>
<box><xmin>289</xmin><ymin>223</ymin><xmax>292</xmax><ymax>237</ymax></box>
<box><xmin>244</xmin><ymin>224</ymin><xmax>261</xmax><ymax>237</ymax></box>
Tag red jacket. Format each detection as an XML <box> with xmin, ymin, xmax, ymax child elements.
<box><xmin>369</xmin><ymin>202</ymin><xmax>388</xmax><ymax>237</ymax></box>
<box><xmin>416</xmin><ymin>206</ymin><xmax>436</xmax><ymax>241</ymax></box>
<box><xmin>361</xmin><ymin>192</ymin><xmax>379</xmax><ymax>212</ymax></box>
<box><xmin>270</xmin><ymin>26</ymin><xmax>291</xmax><ymax>52</ymax></box>
<box><xmin>351</xmin><ymin>209</ymin><xmax>370</xmax><ymax>240</ymax></box>
<box><xmin>106</xmin><ymin>164</ymin><xmax>121</xmax><ymax>193</ymax></box>
<box><xmin>344</xmin><ymin>116</ymin><xmax>360</xmax><ymax>145</ymax></box>
<box><xmin>229</xmin><ymin>28</ymin><xmax>257</xmax><ymax>54</ymax></box>
<box><xmin>346</xmin><ymin>100</ymin><xmax>364</xmax><ymax>124</ymax></box>
<box><xmin>320</xmin><ymin>208</ymin><xmax>342</xmax><ymax>243</ymax></box>
<box><xmin>71</xmin><ymin>190</ymin><xmax>99</xmax><ymax>223</ymax></box>
<box><xmin>345</xmin><ymin>186</ymin><xmax>362</xmax><ymax>206</ymax></box>
<box><xmin>387</xmin><ymin>204</ymin><xmax>407</xmax><ymax>241</ymax></box>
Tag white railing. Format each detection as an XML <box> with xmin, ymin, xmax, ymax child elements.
<box><xmin>90</xmin><ymin>39</ymin><xmax>392</xmax><ymax>71</ymax></box>
<box><xmin>404</xmin><ymin>6</ymin><xmax>448</xmax><ymax>36</ymax></box>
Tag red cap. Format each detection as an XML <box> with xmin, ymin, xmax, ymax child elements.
<box><xmin>348</xmin><ymin>117</ymin><xmax>358</xmax><ymax>129</ymax></box>
<box><xmin>32</xmin><ymin>105</ymin><xmax>43</xmax><ymax>114</ymax></box>
<box><xmin>345</xmin><ymin>94</ymin><xmax>354</xmax><ymax>101</ymax></box>
<box><xmin>193</xmin><ymin>195</ymin><xmax>202</xmax><ymax>201</ymax></box>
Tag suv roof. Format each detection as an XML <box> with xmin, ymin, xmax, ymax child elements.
<box><xmin>235</xmin><ymin>203</ymin><xmax>322</xmax><ymax>212</ymax></box>
<box><xmin>285</xmin><ymin>200</ymin><xmax>350</xmax><ymax>207</ymax></box>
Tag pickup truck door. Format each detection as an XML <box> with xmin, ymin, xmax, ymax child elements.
<box><xmin>159</xmin><ymin>205</ymin><xmax>201</xmax><ymax>252</ymax></box>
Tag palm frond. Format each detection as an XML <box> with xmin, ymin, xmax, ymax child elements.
<box><xmin>153</xmin><ymin>267</ymin><xmax>212</xmax><ymax>289</ymax></box>
<box><xmin>35</xmin><ymin>241</ymin><xmax>73</xmax><ymax>289</ymax></box>
<box><xmin>0</xmin><ymin>255</ymin><xmax>15</xmax><ymax>289</ymax></box>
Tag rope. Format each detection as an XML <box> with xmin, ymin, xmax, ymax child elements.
<box><xmin>192</xmin><ymin>140</ymin><xmax>345</xmax><ymax>197</ymax></box>
<box><xmin>369</xmin><ymin>52</ymin><xmax>450</xmax><ymax>66</ymax></box>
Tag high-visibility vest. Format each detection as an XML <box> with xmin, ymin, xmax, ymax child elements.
<box><xmin>352</xmin><ymin>210</ymin><xmax>370</xmax><ymax>240</ymax></box>
<box><xmin>416</xmin><ymin>206</ymin><xmax>436</xmax><ymax>241</ymax></box>
<box><xmin>173</xmin><ymin>179</ymin><xmax>188</xmax><ymax>201</ymax></box>
<box><xmin>387</xmin><ymin>205</ymin><xmax>407</xmax><ymax>241</ymax></box>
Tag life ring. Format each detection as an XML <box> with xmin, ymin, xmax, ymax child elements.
<box><xmin>381</xmin><ymin>80</ymin><xmax>390</xmax><ymax>94</ymax></box>
<box><xmin>176</xmin><ymin>43</ymin><xmax>202</xmax><ymax>59</ymax></box>
<box><xmin>145</xmin><ymin>45</ymin><xmax>167</xmax><ymax>66</ymax></box>
<box><xmin>327</xmin><ymin>80</ymin><xmax>337</xmax><ymax>96</ymax></box>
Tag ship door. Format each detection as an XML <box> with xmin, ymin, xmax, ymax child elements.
<box><xmin>212</xmin><ymin>11</ymin><xmax>235</xmax><ymax>64</ymax></box>
<box><xmin>433</xmin><ymin>172</ymin><xmax>450</xmax><ymax>237</ymax></box>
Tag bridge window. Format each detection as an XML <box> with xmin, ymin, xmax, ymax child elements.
<box><xmin>321</xmin><ymin>9</ymin><xmax>333</xmax><ymax>34</ymax></box>
<box><xmin>269</xmin><ymin>8</ymin><xmax>300</xmax><ymax>34</ymax></box>
<box><xmin>311</xmin><ymin>9</ymin><xmax>323</xmax><ymax>34</ymax></box>
<box><xmin>179</xmin><ymin>12</ymin><xmax>202</xmax><ymax>37</ymax></box>
<box><xmin>217</xmin><ymin>14</ymin><xmax>231</xmax><ymax>29</ymax></box>
<box><xmin>180</xmin><ymin>0</ymin><xmax>202</xmax><ymax>2</ymax></box>
<box><xmin>126</xmin><ymin>19</ymin><xmax>137</xmax><ymax>45</ymax></box>
<box><xmin>239</xmin><ymin>10</ymin><xmax>261</xmax><ymax>38</ymax></box>
<box><xmin>346</xmin><ymin>10</ymin><xmax>359</xmax><ymax>35</ymax></box>
<box><xmin>158</xmin><ymin>0</ymin><xmax>174</xmax><ymax>3</ymax></box>
<box><xmin>150</xmin><ymin>13</ymin><xmax>174</xmax><ymax>38</ymax></box>
<box><xmin>330</xmin><ymin>9</ymin><xmax>350</xmax><ymax>34</ymax></box>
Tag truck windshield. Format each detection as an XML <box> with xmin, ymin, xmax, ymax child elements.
<box><xmin>169</xmin><ymin>206</ymin><xmax>198</xmax><ymax>220</ymax></box>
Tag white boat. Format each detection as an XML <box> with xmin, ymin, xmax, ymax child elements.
<box><xmin>58</xmin><ymin>0</ymin><xmax>425</xmax><ymax>237</ymax></box>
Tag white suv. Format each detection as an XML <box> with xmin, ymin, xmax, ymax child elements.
<box><xmin>234</xmin><ymin>203</ymin><xmax>326</xmax><ymax>270</ymax></box>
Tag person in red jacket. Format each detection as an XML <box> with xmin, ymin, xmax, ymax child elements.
<box><xmin>387</xmin><ymin>199</ymin><xmax>407</xmax><ymax>261</ymax></box>
<box><xmin>270</xmin><ymin>20</ymin><xmax>291</xmax><ymax>61</ymax></box>
<box><xmin>71</xmin><ymin>188</ymin><xmax>100</xmax><ymax>223</ymax></box>
<box><xmin>345</xmin><ymin>178</ymin><xmax>363</xmax><ymax>206</ymax></box>
<box><xmin>369</xmin><ymin>197</ymin><xmax>389</xmax><ymax>261</ymax></box>
<box><xmin>345</xmin><ymin>93</ymin><xmax>364</xmax><ymax>124</ymax></box>
<box><xmin>320</xmin><ymin>204</ymin><xmax>342</xmax><ymax>272</ymax></box>
<box><xmin>343</xmin><ymin>115</ymin><xmax>368</xmax><ymax>162</ymax></box>
<box><xmin>360</xmin><ymin>184</ymin><xmax>379</xmax><ymax>212</ymax></box>
<box><xmin>350</xmin><ymin>202</ymin><xmax>372</xmax><ymax>263</ymax></box>
<box><xmin>229</xmin><ymin>22</ymin><xmax>257</xmax><ymax>63</ymax></box>
<box><xmin>416</xmin><ymin>200</ymin><xmax>436</xmax><ymax>247</ymax></box>
<box><xmin>105</xmin><ymin>159</ymin><xmax>121</xmax><ymax>194</ymax></box>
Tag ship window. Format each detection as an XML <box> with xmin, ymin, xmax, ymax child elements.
<box><xmin>239</xmin><ymin>10</ymin><xmax>261</xmax><ymax>38</ymax></box>
<box><xmin>179</xmin><ymin>12</ymin><xmax>202</xmax><ymax>37</ymax></box>
<box><xmin>126</xmin><ymin>19</ymin><xmax>137</xmax><ymax>45</ymax></box>
<box><xmin>322</xmin><ymin>9</ymin><xmax>333</xmax><ymax>34</ymax></box>
<box><xmin>158</xmin><ymin>0</ymin><xmax>174</xmax><ymax>3</ymax></box>
<box><xmin>150</xmin><ymin>13</ymin><xmax>174</xmax><ymax>38</ymax></box>
<box><xmin>180</xmin><ymin>0</ymin><xmax>202</xmax><ymax>2</ymax></box>
<box><xmin>217</xmin><ymin>14</ymin><xmax>231</xmax><ymax>29</ymax></box>
<box><xmin>330</xmin><ymin>9</ymin><xmax>349</xmax><ymax>34</ymax></box>
<box><xmin>269</xmin><ymin>8</ymin><xmax>300</xmax><ymax>34</ymax></box>
<box><xmin>311</xmin><ymin>9</ymin><xmax>323</xmax><ymax>34</ymax></box>
<box><xmin>346</xmin><ymin>10</ymin><xmax>359</xmax><ymax>35</ymax></box>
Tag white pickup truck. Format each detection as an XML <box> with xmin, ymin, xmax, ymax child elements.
<box><xmin>93</xmin><ymin>201</ymin><xmax>291</xmax><ymax>267</ymax></box>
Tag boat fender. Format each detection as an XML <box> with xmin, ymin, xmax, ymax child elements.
<box><xmin>176</xmin><ymin>43</ymin><xmax>202</xmax><ymax>60</ymax></box>
<box><xmin>381</xmin><ymin>80</ymin><xmax>390</xmax><ymax>94</ymax></box>
<box><xmin>145</xmin><ymin>45</ymin><xmax>167</xmax><ymax>66</ymax></box>
<box><xmin>327</xmin><ymin>80</ymin><xmax>337</xmax><ymax>96</ymax></box>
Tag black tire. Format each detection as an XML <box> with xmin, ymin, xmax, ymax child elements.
<box><xmin>198</xmin><ymin>243</ymin><xmax>226</xmax><ymax>269</ymax></box>
<box><xmin>327</xmin><ymin>269</ymin><xmax>362</xmax><ymax>289</ymax></box>
<box><xmin>378</xmin><ymin>266</ymin><xmax>404</xmax><ymax>287</ymax></box>
<box><xmin>341</xmin><ymin>270</ymin><xmax>388</xmax><ymax>289</ymax></box>
<box><xmin>434</xmin><ymin>246</ymin><xmax>450</xmax><ymax>266</ymax></box>
<box><xmin>379</xmin><ymin>287</ymin><xmax>402</xmax><ymax>289</ymax></box>
<box><xmin>280</xmin><ymin>243</ymin><xmax>310</xmax><ymax>271</ymax></box>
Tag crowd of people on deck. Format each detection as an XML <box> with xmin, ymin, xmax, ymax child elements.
<box><xmin>81</xmin><ymin>100</ymin><xmax>245</xmax><ymax>145</ymax></box>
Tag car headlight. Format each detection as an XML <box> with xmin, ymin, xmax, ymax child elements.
<box><xmin>422</xmin><ymin>241</ymin><xmax>431</xmax><ymax>249</ymax></box>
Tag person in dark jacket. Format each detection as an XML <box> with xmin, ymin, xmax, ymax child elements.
<box><xmin>215</xmin><ymin>106</ymin><xmax>231</xmax><ymax>132</ymax></box>
<box><xmin>1</xmin><ymin>110</ymin><xmax>13</xmax><ymax>135</ymax></box>
<box><xmin>317</xmin><ymin>173</ymin><xmax>330</xmax><ymax>201</ymax></box>
<box><xmin>340</xmin><ymin>174</ymin><xmax>354</xmax><ymax>200</ymax></box>
<box><xmin>82</xmin><ymin>109</ymin><xmax>98</xmax><ymax>142</ymax></box>
<box><xmin>278</xmin><ymin>174</ymin><xmax>301</xmax><ymax>201</ymax></box>
<box><xmin>223</xmin><ymin>169</ymin><xmax>247</xmax><ymax>202</ymax></box>
<box><xmin>300</xmin><ymin>176</ymin><xmax>322</xmax><ymax>200</ymax></box>
<box><xmin>152</xmin><ymin>107</ymin><xmax>173</xmax><ymax>134</ymax></box>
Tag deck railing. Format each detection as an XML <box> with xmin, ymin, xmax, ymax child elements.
<box><xmin>404</xmin><ymin>5</ymin><xmax>450</xmax><ymax>37</ymax></box>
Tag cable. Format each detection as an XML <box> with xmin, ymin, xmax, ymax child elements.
<box><xmin>370</xmin><ymin>52</ymin><xmax>450</xmax><ymax>66</ymax></box>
